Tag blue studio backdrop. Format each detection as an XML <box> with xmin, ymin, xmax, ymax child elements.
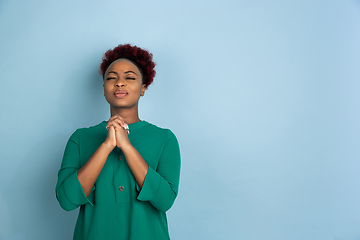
<box><xmin>0</xmin><ymin>0</ymin><xmax>360</xmax><ymax>239</ymax></box>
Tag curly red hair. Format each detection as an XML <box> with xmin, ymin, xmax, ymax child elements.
<box><xmin>100</xmin><ymin>44</ymin><xmax>156</xmax><ymax>88</ymax></box>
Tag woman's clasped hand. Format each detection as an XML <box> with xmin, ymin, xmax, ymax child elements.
<box><xmin>105</xmin><ymin>115</ymin><xmax>131</xmax><ymax>150</ymax></box>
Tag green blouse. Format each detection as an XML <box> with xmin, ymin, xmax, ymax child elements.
<box><xmin>55</xmin><ymin>121</ymin><xmax>181</xmax><ymax>240</ymax></box>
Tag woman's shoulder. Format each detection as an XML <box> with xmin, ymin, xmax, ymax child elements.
<box><xmin>68</xmin><ymin>121</ymin><xmax>106</xmax><ymax>140</ymax></box>
<box><xmin>143</xmin><ymin>121</ymin><xmax>178</xmax><ymax>141</ymax></box>
<box><xmin>74</xmin><ymin>121</ymin><xmax>105</xmax><ymax>132</ymax></box>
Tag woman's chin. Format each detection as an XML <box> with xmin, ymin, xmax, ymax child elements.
<box><xmin>109</xmin><ymin>102</ymin><xmax>138</xmax><ymax>109</ymax></box>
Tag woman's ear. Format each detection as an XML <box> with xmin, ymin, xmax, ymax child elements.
<box><xmin>141</xmin><ymin>84</ymin><xmax>146</xmax><ymax>96</ymax></box>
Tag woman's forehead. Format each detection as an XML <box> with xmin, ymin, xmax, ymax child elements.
<box><xmin>106</xmin><ymin>58</ymin><xmax>140</xmax><ymax>73</ymax></box>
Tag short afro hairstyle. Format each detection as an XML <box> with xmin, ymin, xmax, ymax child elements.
<box><xmin>99</xmin><ymin>44</ymin><xmax>156</xmax><ymax>88</ymax></box>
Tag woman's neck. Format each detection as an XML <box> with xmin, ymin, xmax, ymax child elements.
<box><xmin>110</xmin><ymin>106</ymin><xmax>141</xmax><ymax>124</ymax></box>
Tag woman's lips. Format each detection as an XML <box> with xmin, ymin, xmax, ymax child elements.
<box><xmin>114</xmin><ymin>89</ymin><xmax>128</xmax><ymax>98</ymax></box>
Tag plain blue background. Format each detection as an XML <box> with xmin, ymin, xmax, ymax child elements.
<box><xmin>1</xmin><ymin>0</ymin><xmax>360</xmax><ymax>239</ymax></box>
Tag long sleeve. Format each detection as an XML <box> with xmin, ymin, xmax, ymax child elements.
<box><xmin>56</xmin><ymin>121</ymin><xmax>180</xmax><ymax>239</ymax></box>
<box><xmin>136</xmin><ymin>129</ymin><xmax>181</xmax><ymax>212</ymax></box>
<box><xmin>55</xmin><ymin>129</ymin><xmax>95</xmax><ymax>211</ymax></box>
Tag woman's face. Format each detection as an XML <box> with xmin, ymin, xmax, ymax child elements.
<box><xmin>103</xmin><ymin>58</ymin><xmax>146</xmax><ymax>109</ymax></box>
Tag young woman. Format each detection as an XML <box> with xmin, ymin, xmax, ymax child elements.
<box><xmin>56</xmin><ymin>44</ymin><xmax>181</xmax><ymax>240</ymax></box>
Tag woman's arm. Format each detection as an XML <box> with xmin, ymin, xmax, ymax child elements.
<box><xmin>56</xmin><ymin>126</ymin><xmax>117</xmax><ymax>211</ymax></box>
<box><xmin>77</xmin><ymin>141</ymin><xmax>114</xmax><ymax>197</ymax></box>
<box><xmin>136</xmin><ymin>129</ymin><xmax>181</xmax><ymax>212</ymax></box>
<box><xmin>121</xmin><ymin>144</ymin><xmax>149</xmax><ymax>188</ymax></box>
<box><xmin>107</xmin><ymin>116</ymin><xmax>181</xmax><ymax>212</ymax></box>
<box><xmin>107</xmin><ymin>116</ymin><xmax>149</xmax><ymax>188</ymax></box>
<box><xmin>77</xmin><ymin>124</ymin><xmax>117</xmax><ymax>197</ymax></box>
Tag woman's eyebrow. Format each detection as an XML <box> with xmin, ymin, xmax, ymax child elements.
<box><xmin>106</xmin><ymin>71</ymin><xmax>117</xmax><ymax>76</ymax></box>
<box><xmin>124</xmin><ymin>71</ymin><xmax>137</xmax><ymax>75</ymax></box>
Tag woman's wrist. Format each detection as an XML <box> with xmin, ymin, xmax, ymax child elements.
<box><xmin>119</xmin><ymin>142</ymin><xmax>133</xmax><ymax>152</ymax></box>
<box><xmin>102</xmin><ymin>141</ymin><xmax>116</xmax><ymax>152</ymax></box>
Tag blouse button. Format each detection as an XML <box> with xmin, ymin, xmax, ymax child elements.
<box><xmin>119</xmin><ymin>186</ymin><xmax>124</xmax><ymax>191</ymax></box>
<box><xmin>118</xmin><ymin>156</ymin><xmax>122</xmax><ymax>160</ymax></box>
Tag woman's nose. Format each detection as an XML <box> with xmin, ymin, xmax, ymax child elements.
<box><xmin>115</xmin><ymin>78</ymin><xmax>126</xmax><ymax>87</ymax></box>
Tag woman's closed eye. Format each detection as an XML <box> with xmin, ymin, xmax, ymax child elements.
<box><xmin>106</xmin><ymin>76</ymin><xmax>135</xmax><ymax>80</ymax></box>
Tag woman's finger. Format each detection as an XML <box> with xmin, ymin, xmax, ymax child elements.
<box><xmin>113</xmin><ymin>118</ymin><xmax>125</xmax><ymax>128</ymax></box>
<box><xmin>105</xmin><ymin>125</ymin><xmax>116</xmax><ymax>146</ymax></box>
<box><xmin>107</xmin><ymin>125</ymin><xmax>115</xmax><ymax>136</ymax></box>
<box><xmin>108</xmin><ymin>120</ymin><xmax>125</xmax><ymax>132</ymax></box>
<box><xmin>112</xmin><ymin>115</ymin><xmax>126</xmax><ymax>124</ymax></box>
<box><xmin>107</xmin><ymin>116</ymin><xmax>126</xmax><ymax>127</ymax></box>
<box><xmin>106</xmin><ymin>116</ymin><xmax>129</xmax><ymax>134</ymax></box>
<box><xmin>114</xmin><ymin>118</ymin><xmax>129</xmax><ymax>133</ymax></box>
<box><xmin>109</xmin><ymin>120</ymin><xmax>129</xmax><ymax>134</ymax></box>
<box><xmin>107</xmin><ymin>118</ymin><xmax>123</xmax><ymax>129</ymax></box>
